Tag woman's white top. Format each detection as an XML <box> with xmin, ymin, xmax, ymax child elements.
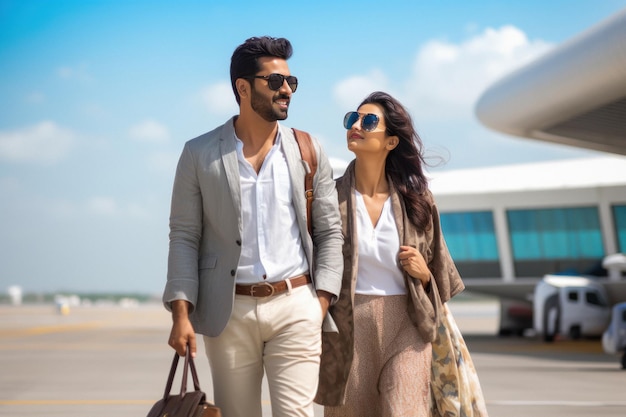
<box><xmin>354</xmin><ymin>190</ymin><xmax>407</xmax><ymax>295</ymax></box>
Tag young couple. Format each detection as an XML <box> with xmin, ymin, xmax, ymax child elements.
<box><xmin>163</xmin><ymin>36</ymin><xmax>469</xmax><ymax>417</ymax></box>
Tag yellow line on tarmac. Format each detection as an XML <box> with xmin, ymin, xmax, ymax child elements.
<box><xmin>0</xmin><ymin>399</ymin><xmax>154</xmax><ymax>405</ymax></box>
<box><xmin>0</xmin><ymin>322</ymin><xmax>102</xmax><ymax>338</ymax></box>
<box><xmin>0</xmin><ymin>398</ymin><xmax>245</xmax><ymax>406</ymax></box>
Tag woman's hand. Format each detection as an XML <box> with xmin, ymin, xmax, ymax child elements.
<box><xmin>398</xmin><ymin>245</ymin><xmax>431</xmax><ymax>287</ymax></box>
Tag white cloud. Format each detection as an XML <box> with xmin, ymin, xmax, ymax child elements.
<box><xmin>0</xmin><ymin>121</ymin><xmax>75</xmax><ymax>164</ymax></box>
<box><xmin>403</xmin><ymin>25</ymin><xmax>553</xmax><ymax>119</ymax></box>
<box><xmin>201</xmin><ymin>81</ymin><xmax>239</xmax><ymax>116</ymax></box>
<box><xmin>333</xmin><ymin>69</ymin><xmax>390</xmax><ymax>111</ymax></box>
<box><xmin>129</xmin><ymin>119</ymin><xmax>170</xmax><ymax>143</ymax></box>
<box><xmin>326</xmin><ymin>25</ymin><xmax>559</xmax><ymax>170</ymax></box>
<box><xmin>331</xmin><ymin>26</ymin><xmax>552</xmax><ymax>122</ymax></box>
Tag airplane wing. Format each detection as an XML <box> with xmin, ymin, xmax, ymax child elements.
<box><xmin>464</xmin><ymin>277</ymin><xmax>626</xmax><ymax>305</ymax></box>
<box><xmin>462</xmin><ymin>278</ymin><xmax>538</xmax><ymax>303</ymax></box>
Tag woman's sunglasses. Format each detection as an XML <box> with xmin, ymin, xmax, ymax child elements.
<box><xmin>343</xmin><ymin>112</ymin><xmax>380</xmax><ymax>132</ymax></box>
<box><xmin>246</xmin><ymin>73</ymin><xmax>298</xmax><ymax>92</ymax></box>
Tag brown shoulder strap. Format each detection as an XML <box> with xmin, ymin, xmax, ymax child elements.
<box><xmin>292</xmin><ymin>128</ymin><xmax>317</xmax><ymax>235</ymax></box>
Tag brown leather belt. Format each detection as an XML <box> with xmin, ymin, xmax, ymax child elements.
<box><xmin>235</xmin><ymin>274</ymin><xmax>311</xmax><ymax>297</ymax></box>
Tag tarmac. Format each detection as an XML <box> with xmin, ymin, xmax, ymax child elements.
<box><xmin>1</xmin><ymin>300</ymin><xmax>624</xmax><ymax>417</ymax></box>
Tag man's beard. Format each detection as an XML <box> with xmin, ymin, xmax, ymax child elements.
<box><xmin>250</xmin><ymin>86</ymin><xmax>289</xmax><ymax>122</ymax></box>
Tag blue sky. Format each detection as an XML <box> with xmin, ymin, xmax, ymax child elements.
<box><xmin>1</xmin><ymin>0</ymin><xmax>625</xmax><ymax>294</ymax></box>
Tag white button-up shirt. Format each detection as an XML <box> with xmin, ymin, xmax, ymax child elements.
<box><xmin>234</xmin><ymin>128</ymin><xmax>309</xmax><ymax>284</ymax></box>
<box><xmin>354</xmin><ymin>191</ymin><xmax>406</xmax><ymax>295</ymax></box>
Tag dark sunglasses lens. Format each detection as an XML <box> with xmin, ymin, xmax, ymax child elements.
<box><xmin>266</xmin><ymin>74</ymin><xmax>298</xmax><ymax>92</ymax></box>
<box><xmin>267</xmin><ymin>74</ymin><xmax>284</xmax><ymax>90</ymax></box>
<box><xmin>362</xmin><ymin>114</ymin><xmax>379</xmax><ymax>132</ymax></box>
<box><xmin>344</xmin><ymin>112</ymin><xmax>359</xmax><ymax>129</ymax></box>
<box><xmin>286</xmin><ymin>76</ymin><xmax>298</xmax><ymax>92</ymax></box>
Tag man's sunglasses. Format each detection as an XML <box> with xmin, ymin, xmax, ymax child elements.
<box><xmin>343</xmin><ymin>111</ymin><xmax>380</xmax><ymax>132</ymax></box>
<box><xmin>246</xmin><ymin>73</ymin><xmax>298</xmax><ymax>92</ymax></box>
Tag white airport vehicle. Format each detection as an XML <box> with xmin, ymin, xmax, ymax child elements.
<box><xmin>533</xmin><ymin>275</ymin><xmax>611</xmax><ymax>342</ymax></box>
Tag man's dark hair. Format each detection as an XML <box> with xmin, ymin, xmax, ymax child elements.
<box><xmin>230</xmin><ymin>36</ymin><xmax>293</xmax><ymax>104</ymax></box>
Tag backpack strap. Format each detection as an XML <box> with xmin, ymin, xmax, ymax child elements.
<box><xmin>292</xmin><ymin>128</ymin><xmax>317</xmax><ymax>235</ymax></box>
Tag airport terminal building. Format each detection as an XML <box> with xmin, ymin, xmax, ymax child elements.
<box><xmin>430</xmin><ymin>157</ymin><xmax>626</xmax><ymax>283</ymax></box>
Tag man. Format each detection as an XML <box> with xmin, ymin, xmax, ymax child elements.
<box><xmin>163</xmin><ymin>36</ymin><xmax>343</xmax><ymax>417</ymax></box>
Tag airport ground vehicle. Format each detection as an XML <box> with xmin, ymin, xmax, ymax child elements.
<box><xmin>533</xmin><ymin>275</ymin><xmax>611</xmax><ymax>342</ymax></box>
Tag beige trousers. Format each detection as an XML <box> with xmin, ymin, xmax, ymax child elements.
<box><xmin>204</xmin><ymin>284</ymin><xmax>323</xmax><ymax>417</ymax></box>
<box><xmin>325</xmin><ymin>294</ymin><xmax>431</xmax><ymax>417</ymax></box>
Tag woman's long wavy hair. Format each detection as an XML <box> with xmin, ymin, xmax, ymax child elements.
<box><xmin>359</xmin><ymin>91</ymin><xmax>432</xmax><ymax>231</ymax></box>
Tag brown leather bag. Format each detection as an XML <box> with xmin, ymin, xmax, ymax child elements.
<box><xmin>146</xmin><ymin>349</ymin><xmax>221</xmax><ymax>417</ymax></box>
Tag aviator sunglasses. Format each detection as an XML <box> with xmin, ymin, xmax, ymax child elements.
<box><xmin>343</xmin><ymin>111</ymin><xmax>380</xmax><ymax>132</ymax></box>
<box><xmin>246</xmin><ymin>73</ymin><xmax>298</xmax><ymax>92</ymax></box>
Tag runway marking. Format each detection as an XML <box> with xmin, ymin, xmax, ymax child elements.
<box><xmin>0</xmin><ymin>398</ymin><xmax>264</xmax><ymax>406</ymax></box>
<box><xmin>6</xmin><ymin>399</ymin><xmax>623</xmax><ymax>407</ymax></box>
<box><xmin>0</xmin><ymin>322</ymin><xmax>102</xmax><ymax>337</ymax></box>
<box><xmin>488</xmin><ymin>400</ymin><xmax>626</xmax><ymax>407</ymax></box>
<box><xmin>0</xmin><ymin>399</ymin><xmax>154</xmax><ymax>405</ymax></box>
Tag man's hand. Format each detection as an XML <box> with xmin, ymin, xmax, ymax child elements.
<box><xmin>168</xmin><ymin>300</ymin><xmax>196</xmax><ymax>358</ymax></box>
<box><xmin>316</xmin><ymin>290</ymin><xmax>332</xmax><ymax>320</ymax></box>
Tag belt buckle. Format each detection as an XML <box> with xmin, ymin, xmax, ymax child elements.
<box><xmin>250</xmin><ymin>281</ymin><xmax>275</xmax><ymax>297</ymax></box>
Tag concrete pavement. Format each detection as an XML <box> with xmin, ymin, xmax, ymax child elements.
<box><xmin>0</xmin><ymin>301</ymin><xmax>624</xmax><ymax>417</ymax></box>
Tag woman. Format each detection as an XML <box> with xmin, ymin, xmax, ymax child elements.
<box><xmin>316</xmin><ymin>91</ymin><xmax>466</xmax><ymax>417</ymax></box>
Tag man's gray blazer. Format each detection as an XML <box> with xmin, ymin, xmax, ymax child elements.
<box><xmin>163</xmin><ymin>117</ymin><xmax>343</xmax><ymax>337</ymax></box>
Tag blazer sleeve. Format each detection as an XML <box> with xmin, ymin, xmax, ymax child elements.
<box><xmin>162</xmin><ymin>142</ymin><xmax>203</xmax><ymax>312</ymax></box>
<box><xmin>309</xmin><ymin>137</ymin><xmax>344</xmax><ymax>302</ymax></box>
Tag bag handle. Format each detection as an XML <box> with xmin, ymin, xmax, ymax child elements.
<box><xmin>162</xmin><ymin>345</ymin><xmax>201</xmax><ymax>400</ymax></box>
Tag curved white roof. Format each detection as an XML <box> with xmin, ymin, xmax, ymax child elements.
<box><xmin>428</xmin><ymin>155</ymin><xmax>626</xmax><ymax>195</ymax></box>
<box><xmin>475</xmin><ymin>8</ymin><xmax>626</xmax><ymax>155</ymax></box>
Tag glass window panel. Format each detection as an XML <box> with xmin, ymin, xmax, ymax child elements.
<box><xmin>507</xmin><ymin>207</ymin><xmax>604</xmax><ymax>260</ymax></box>
<box><xmin>440</xmin><ymin>211</ymin><xmax>498</xmax><ymax>261</ymax></box>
